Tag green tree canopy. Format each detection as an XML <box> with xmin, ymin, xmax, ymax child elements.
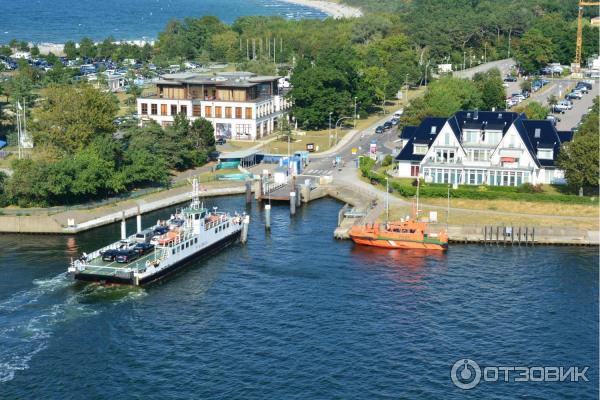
<box><xmin>32</xmin><ymin>83</ymin><xmax>119</xmax><ymax>154</ymax></box>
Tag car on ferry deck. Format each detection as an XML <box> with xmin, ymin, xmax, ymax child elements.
<box><xmin>116</xmin><ymin>249</ymin><xmax>140</xmax><ymax>263</ymax></box>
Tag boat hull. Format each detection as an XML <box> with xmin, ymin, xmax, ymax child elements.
<box><xmin>350</xmin><ymin>236</ymin><xmax>448</xmax><ymax>251</ymax></box>
<box><xmin>74</xmin><ymin>230</ymin><xmax>241</xmax><ymax>286</ymax></box>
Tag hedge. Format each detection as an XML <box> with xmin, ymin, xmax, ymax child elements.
<box><xmin>361</xmin><ymin>169</ymin><xmax>597</xmax><ymax>205</ymax></box>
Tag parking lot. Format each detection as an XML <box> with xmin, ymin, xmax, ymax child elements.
<box><xmin>505</xmin><ymin>76</ymin><xmax>597</xmax><ymax>131</ymax></box>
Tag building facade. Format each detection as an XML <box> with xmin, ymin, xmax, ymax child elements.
<box><xmin>396</xmin><ymin>111</ymin><xmax>573</xmax><ymax>186</ymax></box>
<box><xmin>136</xmin><ymin>72</ymin><xmax>291</xmax><ymax>140</ymax></box>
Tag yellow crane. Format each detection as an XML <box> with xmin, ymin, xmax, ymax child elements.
<box><xmin>574</xmin><ymin>1</ymin><xmax>600</xmax><ymax>72</ymax></box>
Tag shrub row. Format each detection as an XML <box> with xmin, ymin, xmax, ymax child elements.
<box><xmin>361</xmin><ymin>169</ymin><xmax>596</xmax><ymax>205</ymax></box>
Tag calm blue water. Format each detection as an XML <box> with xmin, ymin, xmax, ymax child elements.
<box><xmin>0</xmin><ymin>0</ymin><xmax>326</xmax><ymax>43</ymax></box>
<box><xmin>0</xmin><ymin>196</ymin><xmax>598</xmax><ymax>399</ymax></box>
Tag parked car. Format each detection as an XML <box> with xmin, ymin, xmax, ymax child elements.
<box><xmin>216</xmin><ymin>137</ymin><xmax>226</xmax><ymax>145</ymax></box>
<box><xmin>116</xmin><ymin>249</ymin><xmax>140</xmax><ymax>263</ymax></box>
<box><xmin>393</xmin><ymin>109</ymin><xmax>404</xmax><ymax>118</ymax></box>
<box><xmin>575</xmin><ymin>84</ymin><xmax>589</xmax><ymax>93</ymax></box>
<box><xmin>504</xmin><ymin>76</ymin><xmax>517</xmax><ymax>82</ymax></box>
<box><xmin>568</xmin><ymin>91</ymin><xmax>583</xmax><ymax>100</ymax></box>
<box><xmin>391</xmin><ymin>118</ymin><xmax>399</xmax><ymax>126</ymax></box>
<box><xmin>546</xmin><ymin>115</ymin><xmax>561</xmax><ymax>126</ymax></box>
<box><xmin>578</xmin><ymin>81</ymin><xmax>593</xmax><ymax>90</ymax></box>
<box><xmin>101</xmin><ymin>249</ymin><xmax>120</xmax><ymax>262</ymax></box>
<box><xmin>375</xmin><ymin>125</ymin><xmax>384</xmax><ymax>134</ymax></box>
<box><xmin>383</xmin><ymin>121</ymin><xmax>393</xmax><ymax>130</ymax></box>
<box><xmin>133</xmin><ymin>242</ymin><xmax>154</xmax><ymax>255</ymax></box>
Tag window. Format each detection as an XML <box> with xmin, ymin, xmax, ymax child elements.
<box><xmin>464</xmin><ymin>130</ymin><xmax>479</xmax><ymax>143</ymax></box>
<box><xmin>160</xmin><ymin>104</ymin><xmax>167</xmax><ymax>116</ymax></box>
<box><xmin>215</xmin><ymin>106</ymin><xmax>222</xmax><ymax>118</ymax></box>
<box><xmin>141</xmin><ymin>103</ymin><xmax>148</xmax><ymax>115</ymax></box>
<box><xmin>180</xmin><ymin>105</ymin><xmax>187</xmax><ymax>115</ymax></box>
<box><xmin>245</xmin><ymin>107</ymin><xmax>253</xmax><ymax>119</ymax></box>
<box><xmin>534</xmin><ymin>128</ymin><xmax>541</xmax><ymax>138</ymax></box>
<box><xmin>151</xmin><ymin>104</ymin><xmax>157</xmax><ymax>115</ymax></box>
<box><xmin>225</xmin><ymin>107</ymin><xmax>232</xmax><ymax>118</ymax></box>
<box><xmin>235</xmin><ymin>107</ymin><xmax>242</xmax><ymax>119</ymax></box>
<box><xmin>170</xmin><ymin>104</ymin><xmax>177</xmax><ymax>116</ymax></box>
<box><xmin>205</xmin><ymin>106</ymin><xmax>212</xmax><ymax>118</ymax></box>
<box><xmin>193</xmin><ymin>105</ymin><xmax>201</xmax><ymax>117</ymax></box>
<box><xmin>236</xmin><ymin>124</ymin><xmax>251</xmax><ymax>135</ymax></box>
<box><xmin>430</xmin><ymin>126</ymin><xmax>437</xmax><ymax>134</ymax></box>
<box><xmin>414</xmin><ymin>144</ymin><xmax>428</xmax><ymax>155</ymax></box>
<box><xmin>443</xmin><ymin>132</ymin><xmax>450</xmax><ymax>145</ymax></box>
<box><xmin>537</xmin><ymin>149</ymin><xmax>553</xmax><ymax>160</ymax></box>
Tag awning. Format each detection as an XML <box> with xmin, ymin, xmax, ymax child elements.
<box><xmin>501</xmin><ymin>157</ymin><xmax>515</xmax><ymax>162</ymax></box>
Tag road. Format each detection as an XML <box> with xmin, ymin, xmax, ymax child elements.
<box><xmin>453</xmin><ymin>58</ymin><xmax>515</xmax><ymax>79</ymax></box>
<box><xmin>301</xmin><ymin>113</ymin><xmax>399</xmax><ymax>177</ymax></box>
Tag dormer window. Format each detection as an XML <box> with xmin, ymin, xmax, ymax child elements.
<box><xmin>498</xmin><ymin>113</ymin><xmax>502</xmax><ymax>118</ymax></box>
<box><xmin>537</xmin><ymin>148</ymin><xmax>553</xmax><ymax>160</ymax></box>
<box><xmin>414</xmin><ymin>144</ymin><xmax>428</xmax><ymax>155</ymax></box>
<box><xmin>534</xmin><ymin>128</ymin><xmax>541</xmax><ymax>138</ymax></box>
<box><xmin>430</xmin><ymin>126</ymin><xmax>437</xmax><ymax>134</ymax></box>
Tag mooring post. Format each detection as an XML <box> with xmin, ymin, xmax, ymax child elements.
<box><xmin>240</xmin><ymin>215</ymin><xmax>250</xmax><ymax>244</ymax></box>
<box><xmin>296</xmin><ymin>185</ymin><xmax>302</xmax><ymax>207</ymax></box>
<box><xmin>511</xmin><ymin>226</ymin><xmax>514</xmax><ymax>246</ymax></box>
<box><xmin>136</xmin><ymin>206</ymin><xmax>142</xmax><ymax>233</ymax></box>
<box><xmin>525</xmin><ymin>227</ymin><xmax>529</xmax><ymax>246</ymax></box>
<box><xmin>484</xmin><ymin>226</ymin><xmax>487</xmax><ymax>245</ymax></box>
<box><xmin>264</xmin><ymin>204</ymin><xmax>271</xmax><ymax>231</ymax></box>
<box><xmin>531</xmin><ymin>227</ymin><xmax>535</xmax><ymax>245</ymax></box>
<box><xmin>245</xmin><ymin>180</ymin><xmax>252</xmax><ymax>205</ymax></box>
<box><xmin>290</xmin><ymin>192</ymin><xmax>296</xmax><ymax>215</ymax></box>
<box><xmin>121</xmin><ymin>211</ymin><xmax>127</xmax><ymax>240</ymax></box>
<box><xmin>518</xmin><ymin>226</ymin><xmax>521</xmax><ymax>246</ymax></box>
<box><xmin>496</xmin><ymin>226</ymin><xmax>499</xmax><ymax>246</ymax></box>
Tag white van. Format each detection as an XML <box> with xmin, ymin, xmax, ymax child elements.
<box><xmin>393</xmin><ymin>109</ymin><xmax>404</xmax><ymax>118</ymax></box>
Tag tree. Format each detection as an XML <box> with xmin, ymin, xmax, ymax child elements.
<box><xmin>557</xmin><ymin>97</ymin><xmax>599</xmax><ymax>192</ymax></box>
<box><xmin>79</xmin><ymin>37</ymin><xmax>96</xmax><ymax>59</ymax></box>
<box><xmin>64</xmin><ymin>41</ymin><xmax>78</xmax><ymax>60</ymax></box>
<box><xmin>32</xmin><ymin>83</ymin><xmax>118</xmax><ymax>154</ymax></box>
<box><xmin>547</xmin><ymin>94</ymin><xmax>558</xmax><ymax>107</ymax></box>
<box><xmin>473</xmin><ymin>68</ymin><xmax>505</xmax><ymax>110</ymax></box>
<box><xmin>513</xmin><ymin>101</ymin><xmax>548</xmax><ymax>120</ymax></box>
<box><xmin>30</xmin><ymin>46</ymin><xmax>40</xmax><ymax>57</ymax></box>
<box><xmin>515</xmin><ymin>28</ymin><xmax>554</xmax><ymax>73</ymax></box>
<box><xmin>189</xmin><ymin>117</ymin><xmax>215</xmax><ymax>150</ymax></box>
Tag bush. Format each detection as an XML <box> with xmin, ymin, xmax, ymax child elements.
<box><xmin>382</xmin><ymin>154</ymin><xmax>393</xmax><ymax>167</ymax></box>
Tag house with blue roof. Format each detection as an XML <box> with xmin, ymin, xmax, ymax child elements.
<box><xmin>395</xmin><ymin>110</ymin><xmax>573</xmax><ymax>186</ymax></box>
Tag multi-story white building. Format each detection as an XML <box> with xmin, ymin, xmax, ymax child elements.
<box><xmin>396</xmin><ymin>111</ymin><xmax>574</xmax><ymax>186</ymax></box>
<box><xmin>136</xmin><ymin>72</ymin><xmax>291</xmax><ymax>140</ymax></box>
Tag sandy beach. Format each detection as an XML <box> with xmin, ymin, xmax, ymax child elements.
<box><xmin>278</xmin><ymin>0</ymin><xmax>363</xmax><ymax>18</ymax></box>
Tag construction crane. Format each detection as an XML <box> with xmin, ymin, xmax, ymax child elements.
<box><xmin>574</xmin><ymin>1</ymin><xmax>600</xmax><ymax>73</ymax></box>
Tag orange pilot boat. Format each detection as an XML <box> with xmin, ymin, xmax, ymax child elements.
<box><xmin>348</xmin><ymin>177</ymin><xmax>448</xmax><ymax>251</ymax></box>
<box><xmin>348</xmin><ymin>219</ymin><xmax>448</xmax><ymax>251</ymax></box>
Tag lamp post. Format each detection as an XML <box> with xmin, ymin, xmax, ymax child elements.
<box><xmin>328</xmin><ymin>112</ymin><xmax>333</xmax><ymax>148</ymax></box>
<box><xmin>354</xmin><ymin>97</ymin><xmax>357</xmax><ymax>128</ymax></box>
<box><xmin>385</xmin><ymin>177</ymin><xmax>389</xmax><ymax>222</ymax></box>
<box><xmin>335</xmin><ymin>116</ymin><xmax>353</xmax><ymax>146</ymax></box>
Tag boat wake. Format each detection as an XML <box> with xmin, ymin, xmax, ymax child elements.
<box><xmin>0</xmin><ymin>275</ymin><xmax>145</xmax><ymax>383</ymax></box>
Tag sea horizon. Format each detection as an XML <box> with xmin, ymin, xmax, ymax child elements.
<box><xmin>0</xmin><ymin>0</ymin><xmax>327</xmax><ymax>45</ymax></box>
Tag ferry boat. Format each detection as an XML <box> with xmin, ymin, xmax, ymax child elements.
<box><xmin>68</xmin><ymin>180</ymin><xmax>249</xmax><ymax>286</ymax></box>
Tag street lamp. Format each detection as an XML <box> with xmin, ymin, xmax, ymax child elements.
<box><xmin>328</xmin><ymin>112</ymin><xmax>333</xmax><ymax>148</ymax></box>
<box><xmin>354</xmin><ymin>97</ymin><xmax>358</xmax><ymax>128</ymax></box>
<box><xmin>335</xmin><ymin>116</ymin><xmax>353</xmax><ymax>146</ymax></box>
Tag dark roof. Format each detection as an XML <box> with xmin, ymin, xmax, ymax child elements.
<box><xmin>399</xmin><ymin>126</ymin><xmax>416</xmax><ymax>140</ymax></box>
<box><xmin>396</xmin><ymin>117</ymin><xmax>445</xmax><ymax>162</ymax></box>
<box><xmin>521</xmin><ymin>120</ymin><xmax>565</xmax><ymax>167</ymax></box>
<box><xmin>558</xmin><ymin>130</ymin><xmax>574</xmax><ymax>143</ymax></box>
<box><xmin>396</xmin><ymin>111</ymin><xmax>569</xmax><ymax>168</ymax></box>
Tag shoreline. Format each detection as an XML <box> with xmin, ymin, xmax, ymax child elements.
<box><xmin>277</xmin><ymin>0</ymin><xmax>362</xmax><ymax>18</ymax></box>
